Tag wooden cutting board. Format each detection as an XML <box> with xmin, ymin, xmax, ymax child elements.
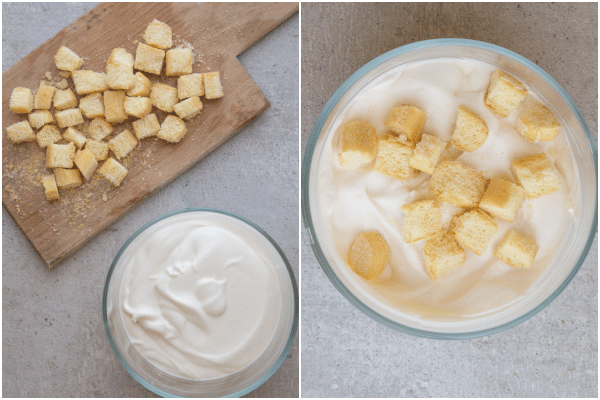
<box><xmin>2</xmin><ymin>2</ymin><xmax>298</xmax><ymax>269</ymax></box>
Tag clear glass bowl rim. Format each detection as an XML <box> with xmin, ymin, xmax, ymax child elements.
<box><xmin>102</xmin><ymin>208</ymin><xmax>299</xmax><ymax>397</ymax></box>
<box><xmin>301</xmin><ymin>38</ymin><xmax>598</xmax><ymax>340</ymax></box>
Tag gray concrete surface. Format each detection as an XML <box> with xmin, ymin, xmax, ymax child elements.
<box><xmin>301</xmin><ymin>3</ymin><xmax>597</xmax><ymax>398</ymax></box>
<box><xmin>3</xmin><ymin>3</ymin><xmax>298</xmax><ymax>398</ymax></box>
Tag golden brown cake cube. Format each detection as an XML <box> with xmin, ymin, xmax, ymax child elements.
<box><xmin>516</xmin><ymin>101</ymin><xmax>561</xmax><ymax>142</ymax></box>
<box><xmin>173</xmin><ymin>96</ymin><xmax>203</xmax><ymax>120</ymax></box>
<box><xmin>429</xmin><ymin>161</ymin><xmax>488</xmax><ymax>208</ymax></box>
<box><xmin>409</xmin><ymin>133</ymin><xmax>446</xmax><ymax>174</ymax></box>
<box><xmin>384</xmin><ymin>105</ymin><xmax>426</xmax><ymax>144</ymax></box>
<box><xmin>494</xmin><ymin>230</ymin><xmax>539</xmax><ymax>269</ymax></box>
<box><xmin>424</xmin><ymin>231</ymin><xmax>466</xmax><ymax>280</ymax></box>
<box><xmin>6</xmin><ymin>121</ymin><xmax>36</xmax><ymax>144</ymax></box>
<box><xmin>449</xmin><ymin>209</ymin><xmax>498</xmax><ymax>256</ymax></box>
<box><xmin>34</xmin><ymin>85</ymin><xmax>57</xmax><ymax>110</ymax></box>
<box><xmin>88</xmin><ymin>117</ymin><xmax>114</xmax><ymax>141</ymax></box>
<box><xmin>98</xmin><ymin>158</ymin><xmax>128</xmax><ymax>186</ymax></box>
<box><xmin>28</xmin><ymin>110</ymin><xmax>54</xmax><ymax>129</ymax></box>
<box><xmin>132</xmin><ymin>113</ymin><xmax>161</xmax><ymax>140</ymax></box>
<box><xmin>400</xmin><ymin>199</ymin><xmax>442</xmax><ymax>243</ymax></box>
<box><xmin>451</xmin><ymin>106</ymin><xmax>489</xmax><ymax>152</ymax></box>
<box><xmin>348</xmin><ymin>231</ymin><xmax>390</xmax><ymax>280</ymax></box>
<box><xmin>142</xmin><ymin>19</ymin><xmax>172</xmax><ymax>49</ymax></box>
<box><xmin>157</xmin><ymin>115</ymin><xmax>188</xmax><ymax>143</ymax></box>
<box><xmin>54</xmin><ymin>46</ymin><xmax>83</xmax><ymax>71</ymax></box>
<box><xmin>337</xmin><ymin>120</ymin><xmax>378</xmax><ymax>170</ymax></box>
<box><xmin>177</xmin><ymin>73</ymin><xmax>204</xmax><ymax>99</ymax></box>
<box><xmin>46</xmin><ymin>142</ymin><xmax>76</xmax><ymax>168</ymax></box>
<box><xmin>127</xmin><ymin>72</ymin><xmax>152</xmax><ymax>97</ymax></box>
<box><xmin>53</xmin><ymin>168</ymin><xmax>82</xmax><ymax>189</ymax></box>
<box><xmin>203</xmin><ymin>71</ymin><xmax>224</xmax><ymax>99</ymax></box>
<box><xmin>9</xmin><ymin>87</ymin><xmax>34</xmax><ymax>114</ymax></box>
<box><xmin>166</xmin><ymin>48</ymin><xmax>193</xmax><ymax>76</ymax></box>
<box><xmin>42</xmin><ymin>174</ymin><xmax>59</xmax><ymax>201</ymax></box>
<box><xmin>72</xmin><ymin>70</ymin><xmax>108</xmax><ymax>95</ymax></box>
<box><xmin>511</xmin><ymin>153</ymin><xmax>561</xmax><ymax>198</ymax></box>
<box><xmin>150</xmin><ymin>83</ymin><xmax>178</xmax><ymax>112</ymax></box>
<box><xmin>484</xmin><ymin>69</ymin><xmax>527</xmax><ymax>117</ymax></box>
<box><xmin>479</xmin><ymin>178</ymin><xmax>526</xmax><ymax>222</ymax></box>
<box><xmin>53</xmin><ymin>88</ymin><xmax>78</xmax><ymax>111</ymax></box>
<box><xmin>373</xmin><ymin>134</ymin><xmax>419</xmax><ymax>181</ymax></box>
<box><xmin>79</xmin><ymin>93</ymin><xmax>105</xmax><ymax>119</ymax></box>
<box><xmin>36</xmin><ymin>125</ymin><xmax>62</xmax><ymax>149</ymax></box>
<box><xmin>74</xmin><ymin>149</ymin><xmax>99</xmax><ymax>181</ymax></box>
<box><xmin>55</xmin><ymin>108</ymin><xmax>84</xmax><ymax>128</ymax></box>
<box><xmin>85</xmin><ymin>140</ymin><xmax>110</xmax><ymax>161</ymax></box>
<box><xmin>134</xmin><ymin>43</ymin><xmax>165</xmax><ymax>75</ymax></box>
<box><xmin>108</xmin><ymin>129</ymin><xmax>138</xmax><ymax>159</ymax></box>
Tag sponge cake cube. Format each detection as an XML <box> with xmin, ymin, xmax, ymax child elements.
<box><xmin>85</xmin><ymin>140</ymin><xmax>110</xmax><ymax>161</ymax></box>
<box><xmin>423</xmin><ymin>231</ymin><xmax>466</xmax><ymax>280</ymax></box>
<box><xmin>53</xmin><ymin>168</ymin><xmax>82</xmax><ymax>189</ymax></box>
<box><xmin>484</xmin><ymin>69</ymin><xmax>527</xmax><ymax>117</ymax></box>
<box><xmin>108</xmin><ymin>129</ymin><xmax>138</xmax><ymax>159</ymax></box>
<box><xmin>173</xmin><ymin>96</ymin><xmax>203</xmax><ymax>120</ymax></box>
<box><xmin>157</xmin><ymin>115</ymin><xmax>188</xmax><ymax>143</ymax></box>
<box><xmin>74</xmin><ymin>149</ymin><xmax>99</xmax><ymax>181</ymax></box>
<box><xmin>79</xmin><ymin>93</ymin><xmax>105</xmax><ymax>119</ymax></box>
<box><xmin>203</xmin><ymin>72</ymin><xmax>224</xmax><ymax>99</ymax></box>
<box><xmin>88</xmin><ymin>117</ymin><xmax>114</xmax><ymax>141</ymax></box>
<box><xmin>127</xmin><ymin>72</ymin><xmax>152</xmax><ymax>97</ymax></box>
<box><xmin>98</xmin><ymin>158</ymin><xmax>128</xmax><ymax>186</ymax></box>
<box><xmin>338</xmin><ymin>120</ymin><xmax>378</xmax><ymax>169</ymax></box>
<box><xmin>42</xmin><ymin>174</ymin><xmax>59</xmax><ymax>201</ymax></box>
<box><xmin>134</xmin><ymin>43</ymin><xmax>165</xmax><ymax>75</ymax></box>
<box><xmin>104</xmin><ymin>90</ymin><xmax>128</xmax><ymax>124</ymax></box>
<box><xmin>516</xmin><ymin>101</ymin><xmax>561</xmax><ymax>142</ymax></box>
<box><xmin>46</xmin><ymin>142</ymin><xmax>75</xmax><ymax>168</ymax></box>
<box><xmin>150</xmin><ymin>83</ymin><xmax>178</xmax><ymax>113</ymax></box>
<box><xmin>409</xmin><ymin>133</ymin><xmax>446</xmax><ymax>174</ymax></box>
<box><xmin>348</xmin><ymin>231</ymin><xmax>390</xmax><ymax>280</ymax></box>
<box><xmin>36</xmin><ymin>125</ymin><xmax>62</xmax><ymax>149</ymax></box>
<box><xmin>449</xmin><ymin>209</ymin><xmax>498</xmax><ymax>256</ymax></box>
<box><xmin>6</xmin><ymin>121</ymin><xmax>36</xmax><ymax>144</ymax></box>
<box><xmin>429</xmin><ymin>161</ymin><xmax>488</xmax><ymax>208</ymax></box>
<box><xmin>53</xmin><ymin>88</ymin><xmax>78</xmax><ymax>111</ymax></box>
<box><xmin>400</xmin><ymin>199</ymin><xmax>442</xmax><ymax>243</ymax></box>
<box><xmin>55</xmin><ymin>108</ymin><xmax>84</xmax><ymax>128</ymax></box>
<box><xmin>479</xmin><ymin>178</ymin><xmax>526</xmax><ymax>222</ymax></box>
<box><xmin>511</xmin><ymin>153</ymin><xmax>561</xmax><ymax>198</ymax></box>
<box><xmin>373</xmin><ymin>134</ymin><xmax>419</xmax><ymax>180</ymax></box>
<box><xmin>177</xmin><ymin>73</ymin><xmax>204</xmax><ymax>99</ymax></box>
<box><xmin>494</xmin><ymin>230</ymin><xmax>539</xmax><ymax>269</ymax></box>
<box><xmin>132</xmin><ymin>113</ymin><xmax>160</xmax><ymax>140</ymax></box>
<box><xmin>54</xmin><ymin>46</ymin><xmax>83</xmax><ymax>71</ymax></box>
<box><xmin>142</xmin><ymin>19</ymin><xmax>172</xmax><ymax>49</ymax></box>
<box><xmin>9</xmin><ymin>87</ymin><xmax>34</xmax><ymax>114</ymax></box>
<box><xmin>72</xmin><ymin>70</ymin><xmax>108</xmax><ymax>95</ymax></box>
<box><xmin>384</xmin><ymin>105</ymin><xmax>426</xmax><ymax>144</ymax></box>
<box><xmin>28</xmin><ymin>110</ymin><xmax>54</xmax><ymax>129</ymax></box>
<box><xmin>166</xmin><ymin>48</ymin><xmax>193</xmax><ymax>76</ymax></box>
<box><xmin>34</xmin><ymin>85</ymin><xmax>57</xmax><ymax>110</ymax></box>
<box><xmin>451</xmin><ymin>106</ymin><xmax>488</xmax><ymax>152</ymax></box>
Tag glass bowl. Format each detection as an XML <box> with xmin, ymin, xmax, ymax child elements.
<box><xmin>302</xmin><ymin>38</ymin><xmax>597</xmax><ymax>339</ymax></box>
<box><xmin>103</xmin><ymin>208</ymin><xmax>298</xmax><ymax>397</ymax></box>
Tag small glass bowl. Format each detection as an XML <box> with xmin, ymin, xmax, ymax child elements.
<box><xmin>103</xmin><ymin>208</ymin><xmax>298</xmax><ymax>397</ymax></box>
<box><xmin>302</xmin><ymin>38</ymin><xmax>597</xmax><ymax>339</ymax></box>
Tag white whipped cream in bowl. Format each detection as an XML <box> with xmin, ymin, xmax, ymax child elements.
<box><xmin>302</xmin><ymin>39</ymin><xmax>597</xmax><ymax>338</ymax></box>
<box><xmin>103</xmin><ymin>209</ymin><xmax>297</xmax><ymax>397</ymax></box>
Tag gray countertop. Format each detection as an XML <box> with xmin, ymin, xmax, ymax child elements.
<box><xmin>301</xmin><ymin>3</ymin><xmax>597</xmax><ymax>398</ymax></box>
<box><xmin>2</xmin><ymin>3</ymin><xmax>298</xmax><ymax>397</ymax></box>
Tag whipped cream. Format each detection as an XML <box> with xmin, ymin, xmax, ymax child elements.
<box><xmin>119</xmin><ymin>214</ymin><xmax>281</xmax><ymax>380</ymax></box>
<box><xmin>316</xmin><ymin>58</ymin><xmax>578</xmax><ymax>319</ymax></box>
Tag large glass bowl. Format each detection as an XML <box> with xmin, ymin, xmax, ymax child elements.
<box><xmin>302</xmin><ymin>38</ymin><xmax>597</xmax><ymax>339</ymax></box>
<box><xmin>103</xmin><ymin>209</ymin><xmax>298</xmax><ymax>397</ymax></box>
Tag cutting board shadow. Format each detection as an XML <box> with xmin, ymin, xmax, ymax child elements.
<box><xmin>2</xmin><ymin>2</ymin><xmax>299</xmax><ymax>269</ymax></box>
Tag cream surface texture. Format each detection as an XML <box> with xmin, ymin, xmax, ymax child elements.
<box><xmin>316</xmin><ymin>58</ymin><xmax>577</xmax><ymax>319</ymax></box>
<box><xmin>119</xmin><ymin>216</ymin><xmax>281</xmax><ymax>380</ymax></box>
